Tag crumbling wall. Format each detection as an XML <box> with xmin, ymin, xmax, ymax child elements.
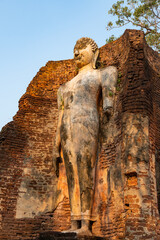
<box><xmin>0</xmin><ymin>29</ymin><xmax>160</xmax><ymax>240</ymax></box>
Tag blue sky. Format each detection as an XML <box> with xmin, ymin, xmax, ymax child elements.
<box><xmin>0</xmin><ymin>0</ymin><xmax>131</xmax><ymax>130</ymax></box>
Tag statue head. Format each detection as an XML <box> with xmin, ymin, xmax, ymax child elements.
<box><xmin>74</xmin><ymin>37</ymin><xmax>99</xmax><ymax>69</ymax></box>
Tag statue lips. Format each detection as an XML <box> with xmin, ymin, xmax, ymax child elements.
<box><xmin>75</xmin><ymin>56</ymin><xmax>83</xmax><ymax>68</ymax></box>
<box><xmin>75</xmin><ymin>56</ymin><xmax>82</xmax><ymax>62</ymax></box>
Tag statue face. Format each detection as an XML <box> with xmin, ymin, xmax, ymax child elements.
<box><xmin>74</xmin><ymin>44</ymin><xmax>94</xmax><ymax>69</ymax></box>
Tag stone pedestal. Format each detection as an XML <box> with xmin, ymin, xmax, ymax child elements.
<box><xmin>38</xmin><ymin>231</ymin><xmax>106</xmax><ymax>240</ymax></box>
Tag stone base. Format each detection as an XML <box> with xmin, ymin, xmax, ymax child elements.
<box><xmin>38</xmin><ymin>231</ymin><xmax>106</xmax><ymax>240</ymax></box>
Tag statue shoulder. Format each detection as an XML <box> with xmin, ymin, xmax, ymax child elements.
<box><xmin>100</xmin><ymin>66</ymin><xmax>118</xmax><ymax>87</ymax></box>
<box><xmin>100</xmin><ymin>66</ymin><xmax>118</xmax><ymax>78</ymax></box>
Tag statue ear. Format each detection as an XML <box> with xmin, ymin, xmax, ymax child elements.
<box><xmin>92</xmin><ymin>49</ymin><xmax>99</xmax><ymax>69</ymax></box>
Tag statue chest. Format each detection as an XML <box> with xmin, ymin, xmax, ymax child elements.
<box><xmin>62</xmin><ymin>71</ymin><xmax>101</xmax><ymax>106</ymax></box>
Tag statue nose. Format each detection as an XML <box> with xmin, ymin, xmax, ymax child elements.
<box><xmin>74</xmin><ymin>50</ymin><xmax>79</xmax><ymax>57</ymax></box>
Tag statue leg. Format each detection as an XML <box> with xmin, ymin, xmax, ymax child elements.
<box><xmin>62</xmin><ymin>147</ymin><xmax>81</xmax><ymax>223</ymax></box>
<box><xmin>75</xmin><ymin>147</ymin><xmax>97</xmax><ymax>236</ymax></box>
<box><xmin>78</xmin><ymin>147</ymin><xmax>96</xmax><ymax>218</ymax></box>
<box><xmin>62</xmin><ymin>147</ymin><xmax>95</xmax><ymax>236</ymax></box>
<box><xmin>61</xmin><ymin>121</ymin><xmax>98</xmax><ymax>235</ymax></box>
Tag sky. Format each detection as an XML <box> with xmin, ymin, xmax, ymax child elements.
<box><xmin>0</xmin><ymin>0</ymin><xmax>132</xmax><ymax>131</ymax></box>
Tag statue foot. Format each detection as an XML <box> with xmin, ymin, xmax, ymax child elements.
<box><xmin>62</xmin><ymin>227</ymin><xmax>77</xmax><ymax>233</ymax></box>
<box><xmin>62</xmin><ymin>220</ymin><xmax>79</xmax><ymax>232</ymax></box>
<box><xmin>74</xmin><ymin>227</ymin><xmax>92</xmax><ymax>237</ymax></box>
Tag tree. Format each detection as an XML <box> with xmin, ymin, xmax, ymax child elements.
<box><xmin>106</xmin><ymin>0</ymin><xmax>160</xmax><ymax>52</ymax></box>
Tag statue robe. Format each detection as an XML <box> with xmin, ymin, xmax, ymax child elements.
<box><xmin>56</xmin><ymin>66</ymin><xmax>117</xmax><ymax>221</ymax></box>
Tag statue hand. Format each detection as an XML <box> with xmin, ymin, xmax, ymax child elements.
<box><xmin>103</xmin><ymin>107</ymin><xmax>113</xmax><ymax>119</ymax></box>
<box><xmin>53</xmin><ymin>149</ymin><xmax>62</xmax><ymax>177</ymax></box>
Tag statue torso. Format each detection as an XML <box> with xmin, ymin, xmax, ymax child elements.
<box><xmin>60</xmin><ymin>69</ymin><xmax>101</xmax><ymax>120</ymax></box>
<box><xmin>59</xmin><ymin>69</ymin><xmax>101</xmax><ymax>152</ymax></box>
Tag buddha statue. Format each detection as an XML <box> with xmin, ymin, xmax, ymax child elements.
<box><xmin>55</xmin><ymin>37</ymin><xmax>118</xmax><ymax>236</ymax></box>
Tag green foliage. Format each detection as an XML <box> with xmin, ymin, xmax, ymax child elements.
<box><xmin>58</xmin><ymin>94</ymin><xmax>64</xmax><ymax>110</ymax></box>
<box><xmin>109</xmin><ymin>90</ymin><xmax>114</xmax><ymax>97</ymax></box>
<box><xmin>118</xmin><ymin>72</ymin><xmax>122</xmax><ymax>78</ymax></box>
<box><xmin>106</xmin><ymin>0</ymin><xmax>160</xmax><ymax>52</ymax></box>
<box><xmin>75</xmin><ymin>66</ymin><xmax>79</xmax><ymax>74</ymax></box>
<box><xmin>116</xmin><ymin>86</ymin><xmax>121</xmax><ymax>91</ymax></box>
<box><xmin>106</xmin><ymin>35</ymin><xmax>117</xmax><ymax>44</ymax></box>
<box><xmin>116</xmin><ymin>72</ymin><xmax>122</xmax><ymax>91</ymax></box>
<box><xmin>117</xmin><ymin>78</ymin><xmax>121</xmax><ymax>84</ymax></box>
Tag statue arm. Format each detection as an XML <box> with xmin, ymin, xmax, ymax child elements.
<box><xmin>101</xmin><ymin>66</ymin><xmax>118</xmax><ymax>115</ymax></box>
<box><xmin>55</xmin><ymin>87</ymin><xmax>64</xmax><ymax>157</ymax></box>
<box><xmin>55</xmin><ymin>111</ymin><xmax>63</xmax><ymax>156</ymax></box>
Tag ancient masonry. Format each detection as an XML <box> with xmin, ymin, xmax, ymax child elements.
<box><xmin>0</xmin><ymin>29</ymin><xmax>160</xmax><ymax>240</ymax></box>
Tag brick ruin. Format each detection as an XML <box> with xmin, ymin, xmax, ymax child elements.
<box><xmin>0</xmin><ymin>29</ymin><xmax>160</xmax><ymax>239</ymax></box>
